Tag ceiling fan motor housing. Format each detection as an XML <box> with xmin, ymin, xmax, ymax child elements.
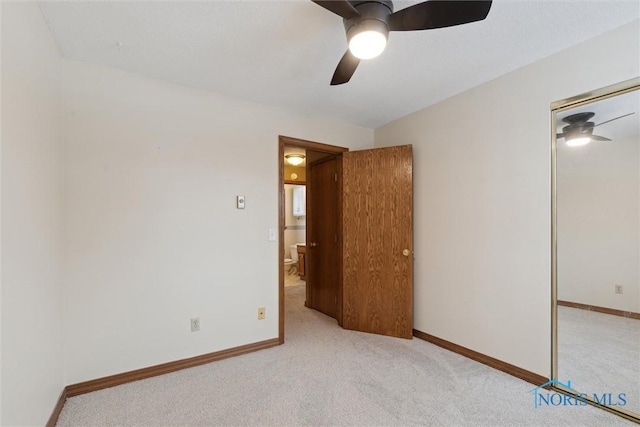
<box><xmin>563</xmin><ymin>112</ymin><xmax>595</xmax><ymax>125</ymax></box>
<box><xmin>344</xmin><ymin>1</ymin><xmax>394</xmax><ymax>43</ymax></box>
<box><xmin>563</xmin><ymin>122</ymin><xmax>595</xmax><ymax>137</ymax></box>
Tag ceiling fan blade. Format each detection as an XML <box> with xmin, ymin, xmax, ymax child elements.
<box><xmin>331</xmin><ymin>50</ymin><xmax>360</xmax><ymax>86</ymax></box>
<box><xmin>590</xmin><ymin>135</ymin><xmax>612</xmax><ymax>142</ymax></box>
<box><xmin>311</xmin><ymin>0</ymin><xmax>360</xmax><ymax>19</ymax></box>
<box><xmin>389</xmin><ymin>0</ymin><xmax>492</xmax><ymax>32</ymax></box>
<box><xmin>594</xmin><ymin>112</ymin><xmax>635</xmax><ymax>128</ymax></box>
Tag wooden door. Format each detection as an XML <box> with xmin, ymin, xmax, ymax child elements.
<box><xmin>306</xmin><ymin>156</ymin><xmax>340</xmax><ymax>319</ymax></box>
<box><xmin>342</xmin><ymin>145</ymin><xmax>413</xmax><ymax>338</ymax></box>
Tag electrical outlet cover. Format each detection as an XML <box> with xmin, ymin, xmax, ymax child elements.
<box><xmin>191</xmin><ymin>317</ymin><xmax>200</xmax><ymax>332</ymax></box>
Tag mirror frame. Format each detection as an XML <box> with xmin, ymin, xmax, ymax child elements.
<box><xmin>551</xmin><ymin>77</ymin><xmax>640</xmax><ymax>423</ymax></box>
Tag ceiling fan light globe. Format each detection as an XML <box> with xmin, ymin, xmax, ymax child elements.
<box><xmin>566</xmin><ymin>136</ymin><xmax>591</xmax><ymax>147</ymax></box>
<box><xmin>349</xmin><ymin>30</ymin><xmax>387</xmax><ymax>59</ymax></box>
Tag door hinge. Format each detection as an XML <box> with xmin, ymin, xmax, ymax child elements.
<box><xmin>335</xmin><ymin>296</ymin><xmax>338</xmax><ymax>305</ymax></box>
<box><xmin>334</xmin><ymin>173</ymin><xmax>338</xmax><ymax>182</ymax></box>
<box><xmin>335</xmin><ymin>234</ymin><xmax>338</xmax><ymax>243</ymax></box>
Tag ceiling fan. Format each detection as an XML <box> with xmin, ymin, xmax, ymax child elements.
<box><xmin>556</xmin><ymin>112</ymin><xmax>635</xmax><ymax>147</ymax></box>
<box><xmin>311</xmin><ymin>0</ymin><xmax>493</xmax><ymax>85</ymax></box>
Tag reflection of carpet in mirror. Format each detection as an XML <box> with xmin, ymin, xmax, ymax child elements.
<box><xmin>284</xmin><ymin>270</ymin><xmax>305</xmax><ymax>287</ymax></box>
<box><xmin>558</xmin><ymin>306</ymin><xmax>640</xmax><ymax>414</ymax></box>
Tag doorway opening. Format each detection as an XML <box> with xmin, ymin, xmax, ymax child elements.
<box><xmin>278</xmin><ymin>135</ymin><xmax>348</xmax><ymax>343</ymax></box>
<box><xmin>279</xmin><ymin>137</ymin><xmax>414</xmax><ymax>343</ymax></box>
<box><xmin>282</xmin><ymin>149</ymin><xmax>306</xmax><ymax>289</ymax></box>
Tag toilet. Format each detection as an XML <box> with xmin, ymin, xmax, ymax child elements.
<box><xmin>284</xmin><ymin>244</ymin><xmax>301</xmax><ymax>274</ymax></box>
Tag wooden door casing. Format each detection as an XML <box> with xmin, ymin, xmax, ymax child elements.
<box><xmin>342</xmin><ymin>145</ymin><xmax>413</xmax><ymax>338</ymax></box>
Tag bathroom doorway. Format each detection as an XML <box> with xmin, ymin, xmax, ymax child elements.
<box><xmin>282</xmin><ymin>144</ymin><xmax>307</xmax><ymax>289</ymax></box>
<box><xmin>278</xmin><ymin>136</ymin><xmax>348</xmax><ymax>343</ymax></box>
<box><xmin>278</xmin><ymin>136</ymin><xmax>414</xmax><ymax>342</ymax></box>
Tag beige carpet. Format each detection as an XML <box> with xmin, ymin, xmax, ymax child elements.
<box><xmin>558</xmin><ymin>306</ymin><xmax>640</xmax><ymax>414</ymax></box>
<box><xmin>57</xmin><ymin>285</ymin><xmax>634</xmax><ymax>426</ymax></box>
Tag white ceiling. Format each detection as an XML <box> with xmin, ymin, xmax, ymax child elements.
<box><xmin>38</xmin><ymin>0</ymin><xmax>640</xmax><ymax>128</ymax></box>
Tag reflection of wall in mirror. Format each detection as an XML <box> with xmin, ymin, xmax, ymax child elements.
<box><xmin>558</xmin><ymin>135</ymin><xmax>639</xmax><ymax>312</ymax></box>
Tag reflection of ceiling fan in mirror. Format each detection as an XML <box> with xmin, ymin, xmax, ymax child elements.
<box><xmin>557</xmin><ymin>111</ymin><xmax>635</xmax><ymax>147</ymax></box>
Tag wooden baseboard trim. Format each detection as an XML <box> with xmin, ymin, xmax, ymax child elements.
<box><xmin>558</xmin><ymin>300</ymin><xmax>640</xmax><ymax>320</ymax></box>
<box><xmin>46</xmin><ymin>388</ymin><xmax>68</xmax><ymax>427</ymax></box>
<box><xmin>66</xmin><ymin>338</ymin><xmax>280</xmax><ymax>397</ymax></box>
<box><xmin>47</xmin><ymin>338</ymin><xmax>280</xmax><ymax>424</ymax></box>
<box><xmin>413</xmin><ymin>329</ymin><xmax>548</xmax><ymax>386</ymax></box>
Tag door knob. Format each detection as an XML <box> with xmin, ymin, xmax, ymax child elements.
<box><xmin>309</xmin><ymin>242</ymin><xmax>318</xmax><ymax>248</ymax></box>
<box><xmin>402</xmin><ymin>249</ymin><xmax>410</xmax><ymax>257</ymax></box>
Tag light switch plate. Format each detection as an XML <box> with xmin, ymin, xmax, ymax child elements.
<box><xmin>268</xmin><ymin>228</ymin><xmax>276</xmax><ymax>242</ymax></box>
<box><xmin>237</xmin><ymin>195</ymin><xmax>245</xmax><ymax>209</ymax></box>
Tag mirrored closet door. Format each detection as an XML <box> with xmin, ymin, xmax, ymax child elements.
<box><xmin>552</xmin><ymin>78</ymin><xmax>640</xmax><ymax>422</ymax></box>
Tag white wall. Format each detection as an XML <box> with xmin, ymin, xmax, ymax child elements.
<box><xmin>558</xmin><ymin>135</ymin><xmax>639</xmax><ymax>312</ymax></box>
<box><xmin>2</xmin><ymin>3</ymin><xmax>636</xmax><ymax>422</ymax></box>
<box><xmin>374</xmin><ymin>20</ymin><xmax>640</xmax><ymax>377</ymax></box>
<box><xmin>1</xmin><ymin>2</ymin><xmax>65</xmax><ymax>425</ymax></box>
<box><xmin>61</xmin><ymin>59</ymin><xmax>373</xmax><ymax>384</ymax></box>
<box><xmin>284</xmin><ymin>184</ymin><xmax>306</xmax><ymax>259</ymax></box>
